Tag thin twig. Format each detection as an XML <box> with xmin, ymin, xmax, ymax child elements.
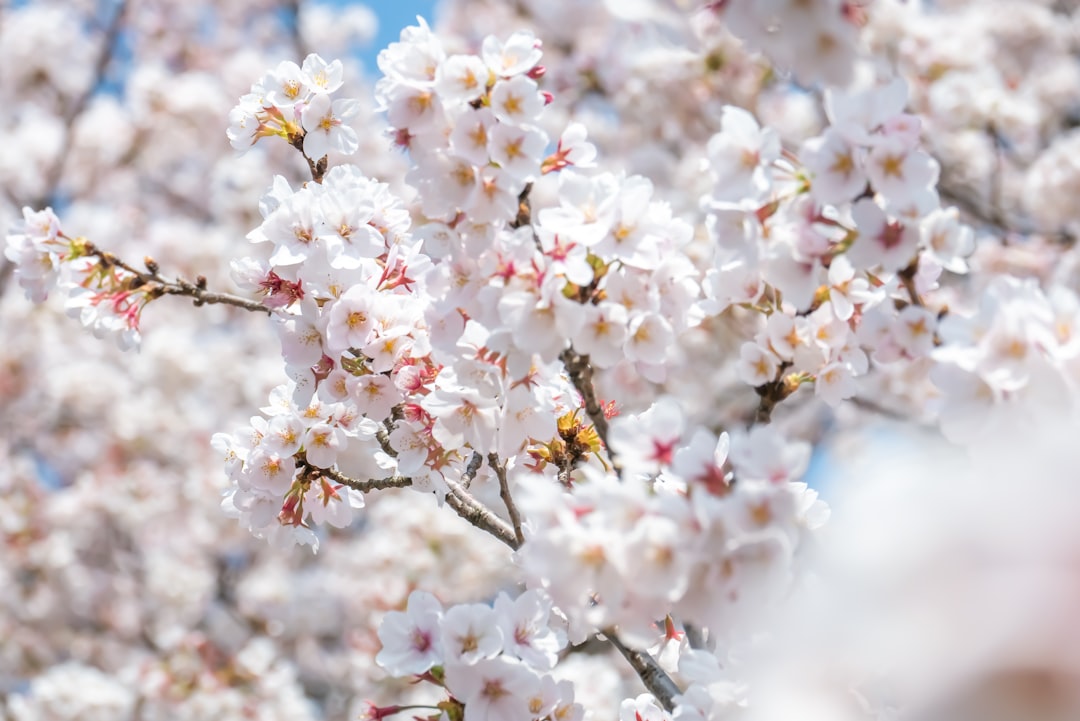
<box><xmin>313</xmin><ymin>464</ymin><xmax>413</xmax><ymax>493</ymax></box>
<box><xmin>375</xmin><ymin>425</ymin><xmax>396</xmax><ymax>457</ymax></box>
<box><xmin>91</xmin><ymin>247</ymin><xmax>271</xmax><ymax>314</ymax></box>
<box><xmin>851</xmin><ymin>396</ymin><xmax>932</xmax><ymax>425</ymax></box>
<box><xmin>308</xmin><ymin>448</ymin><xmax>513</xmax><ymax>547</ymax></box>
<box><xmin>299</xmin><ymin>456</ymin><xmax>676</xmax><ymax>708</ymax></box>
<box><xmin>987</xmin><ymin>122</ymin><xmax>1008</xmax><ymax>232</ymax></box>
<box><xmin>489</xmin><ymin>453</ymin><xmax>524</xmax><ymax>546</ymax></box>
<box><xmin>290</xmin><ymin>134</ymin><xmax>327</xmax><ymax>184</ymax></box>
<box><xmin>159</xmin><ymin>282</ymin><xmax>271</xmax><ymax>313</ymax></box>
<box><xmin>511</xmin><ymin>183</ymin><xmax>533</xmax><ymax>230</ymax></box>
<box><xmin>937</xmin><ymin>171</ymin><xmax>1075</xmax><ymax>245</ymax></box>
<box><xmin>0</xmin><ymin>259</ymin><xmax>13</xmax><ymax>300</ymax></box>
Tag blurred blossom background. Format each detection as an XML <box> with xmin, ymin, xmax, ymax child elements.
<box><xmin>5</xmin><ymin>1</ymin><xmax>1080</xmax><ymax>720</ymax></box>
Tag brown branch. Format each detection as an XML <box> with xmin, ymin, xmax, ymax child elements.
<box><xmin>309</xmin><ymin>464</ymin><xmax>413</xmax><ymax>493</ymax></box>
<box><xmin>850</xmin><ymin>396</ymin><xmax>914</xmax><ymax>422</ymax></box>
<box><xmin>376</xmin><ymin>425</ymin><xmax>396</xmax><ymax>457</ymax></box>
<box><xmin>306</xmin><ymin>452</ymin><xmax>519</xmax><ymax>547</ymax></box>
<box><xmin>604</xmin><ymin>628</ymin><xmax>682</xmax><ymax>711</ymax></box>
<box><xmin>307</xmin><ymin>454</ymin><xmax>676</xmax><ymax>707</ymax></box>
<box><xmin>752</xmin><ymin>362</ymin><xmax>796</xmax><ymax>426</ymax></box>
<box><xmin>489</xmin><ymin>453</ymin><xmax>524</xmax><ymax>546</ymax></box>
<box><xmin>159</xmin><ymin>280</ymin><xmax>272</xmax><ymax>313</ymax></box>
<box><xmin>511</xmin><ymin>183</ymin><xmax>533</xmax><ymax>229</ymax></box>
<box><xmin>90</xmin><ymin>247</ymin><xmax>271</xmax><ymax>314</ymax></box>
<box><xmin>290</xmin><ymin>134</ymin><xmax>327</xmax><ymax>184</ymax></box>
<box><xmin>897</xmin><ymin>260</ymin><xmax>924</xmax><ymax>308</ymax></box>
<box><xmin>559</xmin><ymin>347</ymin><xmax>612</xmax><ymax>453</ymax></box>
<box><xmin>443</xmin><ymin>474</ymin><xmax>521</xmax><ymax>550</ymax></box>
<box><xmin>0</xmin><ymin>259</ymin><xmax>13</xmax><ymax>300</ymax></box>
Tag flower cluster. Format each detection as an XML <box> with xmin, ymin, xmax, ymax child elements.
<box><xmin>377</xmin><ymin>20</ymin><xmax>553</xmax><ymax>225</ymax></box>
<box><xmin>214</xmin><ymin>382</ymin><xmax>372</xmax><ymax>552</ymax></box>
<box><xmin>374</xmin><ymin>589</ymin><xmax>582</xmax><ymax>721</ymax></box>
<box><xmin>5</xmin><ymin>207</ymin><xmax>65</xmax><ymax>302</ymax></box>
<box><xmin>932</xmin><ymin>275</ymin><xmax>1080</xmax><ymax>444</ymax></box>
<box><xmin>17</xmin><ymin>2</ymin><xmax>1080</xmax><ymax>720</ymax></box>
<box><xmin>518</xmin><ymin>400</ymin><xmax>827</xmax><ymax>646</ymax></box>
<box><xmin>6</xmin><ymin>207</ymin><xmax>153</xmax><ymax>349</ymax></box>
<box><xmin>701</xmin><ymin>78</ymin><xmax>974</xmax><ymax>409</ymax></box>
<box><xmin>533</xmin><ymin>170</ymin><xmax>699</xmax><ymax>377</ymax></box>
<box><xmin>227</xmin><ymin>53</ymin><xmax>360</xmax><ymax>161</ymax></box>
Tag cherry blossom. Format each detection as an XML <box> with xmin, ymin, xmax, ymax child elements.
<box><xmin>9</xmin><ymin>3</ymin><xmax>1080</xmax><ymax>721</ymax></box>
<box><xmin>376</xmin><ymin>590</ymin><xmax>445</xmax><ymax>676</ymax></box>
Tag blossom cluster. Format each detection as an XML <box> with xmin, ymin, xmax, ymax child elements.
<box><xmin>374</xmin><ymin>589</ymin><xmax>582</xmax><ymax>721</ymax></box>
<box><xmin>217</xmin><ymin>27</ymin><xmax>696</xmax><ymax>550</ymax></box>
<box><xmin>228</xmin><ymin>53</ymin><xmax>361</xmax><ymax>161</ymax></box>
<box><xmin>14</xmin><ymin>1</ymin><xmax>1080</xmax><ymax>720</ymax></box>
<box><xmin>377</xmin><ymin>20</ymin><xmax>552</xmax><ymax>224</ymax></box>
<box><xmin>519</xmin><ymin>401</ymin><xmax>826</xmax><ymax>647</ymax></box>
<box><xmin>6</xmin><ymin>207</ymin><xmax>153</xmax><ymax>349</ymax></box>
<box><xmin>216</xmin><ymin>159</ymin><xmax>430</xmax><ymax>545</ymax></box>
<box><xmin>932</xmin><ymin>275</ymin><xmax>1080</xmax><ymax>444</ymax></box>
<box><xmin>701</xmin><ymin>78</ymin><xmax>974</xmax><ymax>409</ymax></box>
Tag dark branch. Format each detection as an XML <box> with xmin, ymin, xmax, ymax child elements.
<box><xmin>683</xmin><ymin>622</ymin><xmax>708</xmax><ymax>651</ymax></box>
<box><xmin>897</xmin><ymin>260</ymin><xmax>924</xmax><ymax>308</ymax></box>
<box><xmin>159</xmin><ymin>281</ymin><xmax>272</xmax><ymax>314</ymax></box>
<box><xmin>461</xmin><ymin>450</ymin><xmax>484</xmax><ymax>489</ymax></box>
<box><xmin>751</xmin><ymin>362</ymin><xmax>795</xmax><ymax>426</ymax></box>
<box><xmin>309</xmin><ymin>464</ymin><xmax>413</xmax><ymax>493</ymax></box>
<box><xmin>301</xmin><ymin>454</ymin><xmax>677</xmax><ymax>707</ymax></box>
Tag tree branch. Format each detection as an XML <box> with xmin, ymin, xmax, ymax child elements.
<box><xmin>306</xmin><ymin>463</ymin><xmax>413</xmax><ymax>493</ymax></box>
<box><xmin>897</xmin><ymin>260</ymin><xmax>924</xmax><ymax>308</ymax></box>
<box><xmin>683</xmin><ymin>622</ymin><xmax>708</xmax><ymax>651</ymax></box>
<box><xmin>489</xmin><ymin>453</ymin><xmax>524</xmax><ymax>546</ymax></box>
<box><xmin>751</xmin><ymin>362</ymin><xmax>795</xmax><ymax>426</ymax></box>
<box><xmin>604</xmin><ymin>629</ymin><xmax>682</xmax><ymax>711</ymax></box>
<box><xmin>443</xmin><ymin>474</ymin><xmax>522</xmax><ymax>550</ymax></box>
<box><xmin>90</xmin><ymin>246</ymin><xmax>271</xmax><ymax>315</ymax></box>
<box><xmin>559</xmin><ymin>347</ymin><xmax>612</xmax><ymax>454</ymax></box>
<box><xmin>158</xmin><ymin>279</ymin><xmax>272</xmax><ymax>313</ymax></box>
<box><xmin>461</xmin><ymin>450</ymin><xmax>484</xmax><ymax>489</ymax></box>
<box><xmin>303</xmin><ymin>454</ymin><xmax>519</xmax><ymax>548</ymax></box>
<box><xmin>299</xmin><ymin>454</ymin><xmax>678</xmax><ymax>707</ymax></box>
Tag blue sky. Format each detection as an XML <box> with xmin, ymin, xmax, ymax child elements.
<box><xmin>333</xmin><ymin>0</ymin><xmax>439</xmax><ymax>66</ymax></box>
